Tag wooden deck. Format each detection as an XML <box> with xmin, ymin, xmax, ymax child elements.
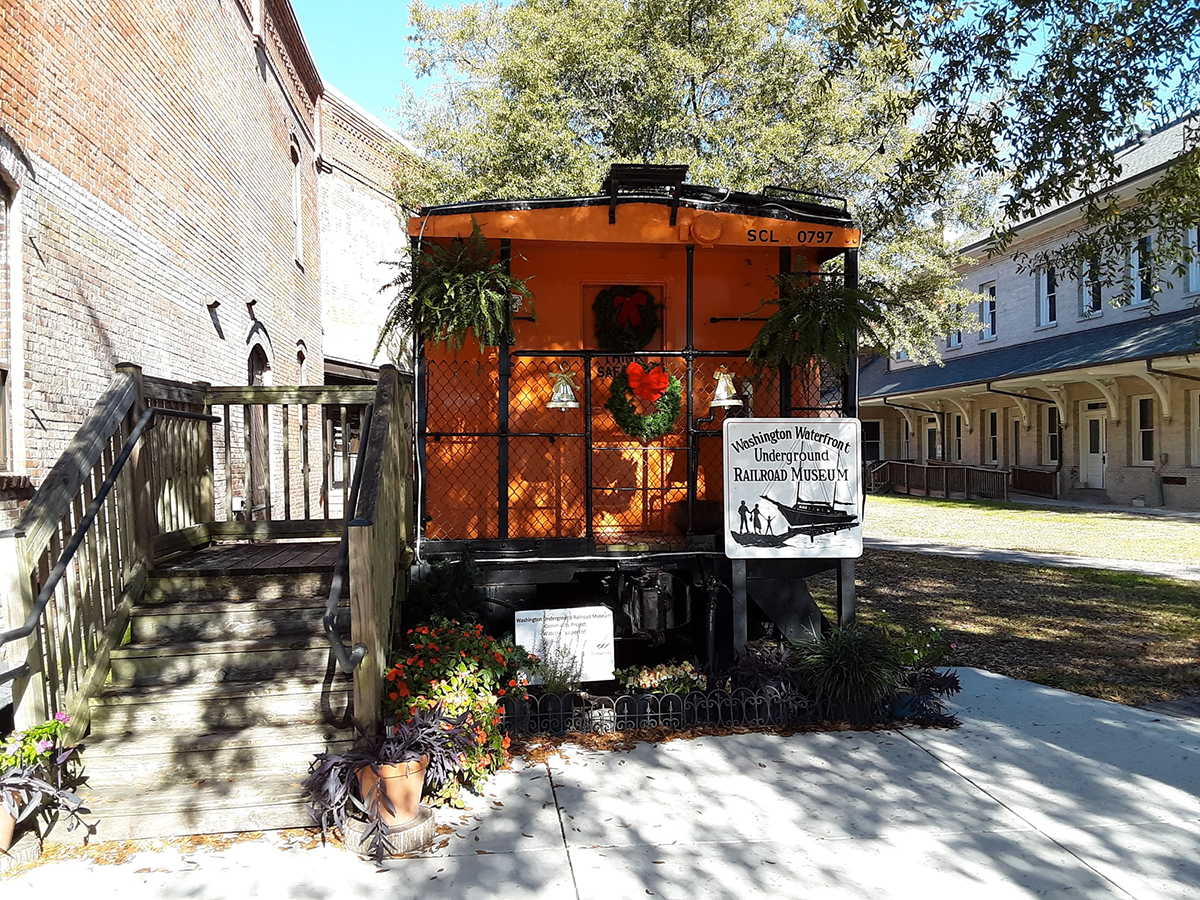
<box><xmin>157</xmin><ymin>540</ymin><xmax>340</xmax><ymax>575</ymax></box>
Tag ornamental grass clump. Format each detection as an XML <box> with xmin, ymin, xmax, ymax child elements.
<box><xmin>383</xmin><ymin>619</ymin><xmax>528</xmax><ymax>804</ymax></box>
<box><xmin>794</xmin><ymin>624</ymin><xmax>903</xmax><ymax>722</ymax></box>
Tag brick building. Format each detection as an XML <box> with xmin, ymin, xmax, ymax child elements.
<box><xmin>0</xmin><ymin>0</ymin><xmax>411</xmax><ymax>526</ymax></box>
<box><xmin>317</xmin><ymin>86</ymin><xmax>412</xmax><ymax>382</ymax></box>
<box><xmin>860</xmin><ymin>114</ymin><xmax>1200</xmax><ymax>509</ymax></box>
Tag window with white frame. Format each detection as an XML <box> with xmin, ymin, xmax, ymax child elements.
<box><xmin>1080</xmin><ymin>256</ymin><xmax>1103</xmax><ymax>317</ymax></box>
<box><xmin>1036</xmin><ymin>265</ymin><xmax>1057</xmax><ymax>326</ymax></box>
<box><xmin>953</xmin><ymin>413</ymin><xmax>963</xmax><ymax>462</ymax></box>
<box><xmin>987</xmin><ymin>410</ymin><xmax>998</xmax><ymax>464</ymax></box>
<box><xmin>980</xmin><ymin>282</ymin><xmax>997</xmax><ymax>339</ymax></box>
<box><xmin>1044</xmin><ymin>405</ymin><xmax>1060</xmax><ymax>465</ymax></box>
<box><xmin>1134</xmin><ymin>396</ymin><xmax>1155</xmax><ymax>465</ymax></box>
<box><xmin>1192</xmin><ymin>391</ymin><xmax>1200</xmax><ymax>467</ymax></box>
<box><xmin>1189</xmin><ymin>227</ymin><xmax>1200</xmax><ymax>294</ymax></box>
<box><xmin>861</xmin><ymin>420</ymin><xmax>883</xmax><ymax>462</ymax></box>
<box><xmin>1131</xmin><ymin>235</ymin><xmax>1154</xmax><ymax>305</ymax></box>
<box><xmin>902</xmin><ymin>419</ymin><xmax>912</xmax><ymax>460</ymax></box>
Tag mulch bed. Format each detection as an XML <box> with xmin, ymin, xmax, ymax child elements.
<box><xmin>810</xmin><ymin>549</ymin><xmax>1200</xmax><ymax>706</ymax></box>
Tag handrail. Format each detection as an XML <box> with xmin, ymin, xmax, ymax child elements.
<box><xmin>324</xmin><ymin>403</ymin><xmax>374</xmax><ymax>674</ymax></box>
<box><xmin>0</xmin><ymin>406</ymin><xmax>220</xmax><ymax>686</ymax></box>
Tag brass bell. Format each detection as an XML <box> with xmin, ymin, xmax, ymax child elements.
<box><xmin>546</xmin><ymin>369</ymin><xmax>581</xmax><ymax>410</ymax></box>
<box><xmin>709</xmin><ymin>369</ymin><xmax>743</xmax><ymax>409</ymax></box>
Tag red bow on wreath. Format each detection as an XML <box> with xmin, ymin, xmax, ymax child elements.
<box><xmin>626</xmin><ymin>362</ymin><xmax>670</xmax><ymax>403</ymax></box>
<box><xmin>613</xmin><ymin>290</ymin><xmax>650</xmax><ymax>329</ymax></box>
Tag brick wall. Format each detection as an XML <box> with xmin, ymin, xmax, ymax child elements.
<box><xmin>317</xmin><ymin>90</ymin><xmax>410</xmax><ymax>371</ymax></box>
<box><xmin>0</xmin><ymin>0</ymin><xmax>325</xmax><ymax>481</ymax></box>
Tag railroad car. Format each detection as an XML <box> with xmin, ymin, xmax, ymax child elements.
<box><xmin>409</xmin><ymin>165</ymin><xmax>861</xmax><ymax>669</ymax></box>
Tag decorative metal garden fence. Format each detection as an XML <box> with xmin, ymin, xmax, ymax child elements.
<box><xmin>500</xmin><ymin>688</ymin><xmax>812</xmax><ymax>736</ymax></box>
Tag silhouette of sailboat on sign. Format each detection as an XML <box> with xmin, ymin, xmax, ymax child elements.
<box><xmin>730</xmin><ymin>436</ymin><xmax>859</xmax><ymax>547</ymax></box>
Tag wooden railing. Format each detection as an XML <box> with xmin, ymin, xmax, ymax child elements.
<box><xmin>867</xmin><ymin>460</ymin><xmax>1010</xmax><ymax>502</ymax></box>
<box><xmin>346</xmin><ymin>366</ymin><xmax>413</xmax><ymax>733</ymax></box>
<box><xmin>1010</xmin><ymin>466</ymin><xmax>1059</xmax><ymax>499</ymax></box>
<box><xmin>1</xmin><ymin>364</ymin><xmax>155</xmax><ymax>734</ymax></box>
<box><xmin>1</xmin><ymin>364</ymin><xmax>411</xmax><ymax>735</ymax></box>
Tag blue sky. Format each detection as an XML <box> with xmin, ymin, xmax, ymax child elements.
<box><xmin>291</xmin><ymin>0</ymin><xmax>433</xmax><ymax>126</ymax></box>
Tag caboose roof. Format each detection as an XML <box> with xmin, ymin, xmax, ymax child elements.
<box><xmin>408</xmin><ymin>178</ymin><xmax>860</xmax><ymax>253</ymax></box>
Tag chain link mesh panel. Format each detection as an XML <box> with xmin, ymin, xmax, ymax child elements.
<box><xmin>422</xmin><ymin>350</ymin><xmax>849</xmax><ymax>543</ymax></box>
<box><xmin>424</xmin><ymin>436</ymin><xmax>499</xmax><ymax>540</ymax></box>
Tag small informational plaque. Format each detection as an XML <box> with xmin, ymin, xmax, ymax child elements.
<box><xmin>722</xmin><ymin>417</ymin><xmax>863</xmax><ymax>560</ymax></box>
<box><xmin>514</xmin><ymin>606</ymin><xmax>615</xmax><ymax>684</ymax></box>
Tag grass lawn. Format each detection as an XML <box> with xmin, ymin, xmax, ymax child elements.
<box><xmin>809</xmin><ymin>550</ymin><xmax>1200</xmax><ymax>706</ymax></box>
<box><xmin>863</xmin><ymin>494</ymin><xmax>1200</xmax><ymax>565</ymax></box>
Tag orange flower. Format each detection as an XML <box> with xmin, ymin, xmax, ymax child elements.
<box><xmin>388</xmin><ymin>691</ymin><xmax>398</xmax><ymax>700</ymax></box>
<box><xmin>493</xmin><ymin>652</ymin><xmax>504</xmax><ymax>664</ymax></box>
<box><xmin>398</xmin><ymin>684</ymin><xmax>410</xmax><ymax>697</ymax></box>
<box><xmin>509</xmin><ymin>679</ymin><xmax>517</xmax><ymax>687</ymax></box>
<box><xmin>497</xmin><ymin>688</ymin><xmax>506</xmax><ymax>696</ymax></box>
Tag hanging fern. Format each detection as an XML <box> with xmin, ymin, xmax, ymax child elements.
<box><xmin>376</xmin><ymin>218</ymin><xmax>534</xmax><ymax>358</ymax></box>
<box><xmin>747</xmin><ymin>276</ymin><xmax>894</xmax><ymax>376</ymax></box>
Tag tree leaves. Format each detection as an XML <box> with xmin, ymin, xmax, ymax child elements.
<box><xmin>396</xmin><ymin>0</ymin><xmax>993</xmax><ymax>357</ymax></box>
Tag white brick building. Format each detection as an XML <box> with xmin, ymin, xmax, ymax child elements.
<box><xmin>860</xmin><ymin>114</ymin><xmax>1200</xmax><ymax>510</ymax></box>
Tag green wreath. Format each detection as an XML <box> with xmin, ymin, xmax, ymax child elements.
<box><xmin>606</xmin><ymin>361</ymin><xmax>683</xmax><ymax>443</ymax></box>
<box><xmin>593</xmin><ymin>286</ymin><xmax>661</xmax><ymax>352</ymax></box>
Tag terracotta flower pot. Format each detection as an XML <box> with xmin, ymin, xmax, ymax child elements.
<box><xmin>1</xmin><ymin>806</ymin><xmax>15</xmax><ymax>854</ymax></box>
<box><xmin>357</xmin><ymin>755</ymin><xmax>429</xmax><ymax>827</ymax></box>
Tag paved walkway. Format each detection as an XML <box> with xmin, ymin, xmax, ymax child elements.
<box><xmin>6</xmin><ymin>669</ymin><xmax>1199</xmax><ymax>898</ymax></box>
<box><xmin>863</xmin><ymin>535</ymin><xmax>1200</xmax><ymax>581</ymax></box>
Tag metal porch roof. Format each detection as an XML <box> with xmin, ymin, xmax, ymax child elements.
<box><xmin>860</xmin><ymin>307</ymin><xmax>1200</xmax><ymax>399</ymax></box>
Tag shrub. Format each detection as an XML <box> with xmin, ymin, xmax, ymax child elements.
<box><xmin>794</xmin><ymin>624</ymin><xmax>903</xmax><ymax>719</ymax></box>
<box><xmin>404</xmin><ymin>555</ymin><xmax>488</xmax><ymax>626</ymax></box>
<box><xmin>382</xmin><ymin>619</ymin><xmax>527</xmax><ymax>804</ymax></box>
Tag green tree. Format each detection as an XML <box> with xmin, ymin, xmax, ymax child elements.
<box><xmin>395</xmin><ymin>0</ymin><xmax>989</xmax><ymax>362</ymax></box>
<box><xmin>828</xmin><ymin>0</ymin><xmax>1200</xmax><ymax>298</ymax></box>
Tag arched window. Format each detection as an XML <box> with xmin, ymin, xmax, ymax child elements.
<box><xmin>291</xmin><ymin>141</ymin><xmax>303</xmax><ymax>264</ymax></box>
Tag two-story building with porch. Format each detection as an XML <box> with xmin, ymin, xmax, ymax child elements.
<box><xmin>859</xmin><ymin>113</ymin><xmax>1200</xmax><ymax>510</ymax></box>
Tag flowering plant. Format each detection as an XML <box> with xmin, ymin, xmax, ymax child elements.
<box><xmin>383</xmin><ymin>619</ymin><xmax>529</xmax><ymax>804</ymax></box>
<box><xmin>1</xmin><ymin>712</ymin><xmax>93</xmax><ymax>846</ymax></box>
<box><xmin>1</xmin><ymin>712</ymin><xmax>70</xmax><ymax>773</ymax></box>
<box><xmin>615</xmin><ymin>661</ymin><xmax>707</xmax><ymax>694</ymax></box>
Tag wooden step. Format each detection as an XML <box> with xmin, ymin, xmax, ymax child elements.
<box><xmin>142</xmin><ymin>572</ymin><xmax>336</xmax><ymax>603</ymax></box>
<box><xmin>108</xmin><ymin>636</ymin><xmax>345</xmax><ymax>687</ymax></box>
<box><xmin>90</xmin><ymin>677</ymin><xmax>352</xmax><ymax>733</ymax></box>
<box><xmin>129</xmin><ymin>597</ymin><xmax>348</xmax><ymax>643</ymax></box>
<box><xmin>59</xmin><ymin>771</ymin><xmax>320</xmax><ymax>843</ymax></box>
<box><xmin>80</xmin><ymin>723</ymin><xmax>353</xmax><ymax>787</ymax></box>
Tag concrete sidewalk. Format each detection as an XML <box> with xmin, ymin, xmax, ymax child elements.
<box><xmin>863</xmin><ymin>535</ymin><xmax>1200</xmax><ymax>581</ymax></box>
<box><xmin>6</xmin><ymin>669</ymin><xmax>1200</xmax><ymax>898</ymax></box>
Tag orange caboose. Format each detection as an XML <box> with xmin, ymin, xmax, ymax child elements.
<box><xmin>409</xmin><ymin>165</ymin><xmax>861</xmax><ymax>666</ymax></box>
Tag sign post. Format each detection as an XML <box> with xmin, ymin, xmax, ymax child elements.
<box><xmin>721</xmin><ymin>418</ymin><xmax>864</xmax><ymax>648</ymax></box>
